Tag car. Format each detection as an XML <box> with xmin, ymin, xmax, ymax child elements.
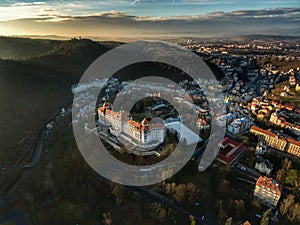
<box><xmin>255</xmin><ymin>214</ymin><xmax>262</xmax><ymax>218</ymax></box>
<box><xmin>241</xmin><ymin>166</ymin><xmax>247</xmax><ymax>171</ymax></box>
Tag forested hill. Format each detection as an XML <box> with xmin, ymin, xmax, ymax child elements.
<box><xmin>0</xmin><ymin>37</ymin><xmax>61</xmax><ymax>59</ymax></box>
<box><xmin>0</xmin><ymin>38</ymin><xmax>110</xmax><ymax>160</ymax></box>
<box><xmin>0</xmin><ymin>37</ymin><xmax>223</xmax><ymax>162</ymax></box>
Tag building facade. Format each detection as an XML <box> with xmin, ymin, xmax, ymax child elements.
<box><xmin>255</xmin><ymin>142</ymin><xmax>268</xmax><ymax>155</ymax></box>
<box><xmin>98</xmin><ymin>102</ymin><xmax>165</xmax><ymax>150</ymax></box>
<box><xmin>254</xmin><ymin>176</ymin><xmax>281</xmax><ymax>208</ymax></box>
<box><xmin>250</xmin><ymin>126</ymin><xmax>287</xmax><ymax>151</ymax></box>
<box><xmin>250</xmin><ymin>126</ymin><xmax>300</xmax><ymax>158</ymax></box>
<box><xmin>255</xmin><ymin>157</ymin><xmax>273</xmax><ymax>175</ymax></box>
<box><xmin>227</xmin><ymin>117</ymin><xmax>252</xmax><ymax>135</ymax></box>
<box><xmin>196</xmin><ymin>118</ymin><xmax>209</xmax><ymax>131</ymax></box>
<box><xmin>217</xmin><ymin>137</ymin><xmax>246</xmax><ymax>164</ymax></box>
<box><xmin>286</xmin><ymin>138</ymin><xmax>300</xmax><ymax>157</ymax></box>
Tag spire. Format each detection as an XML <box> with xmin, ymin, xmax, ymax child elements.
<box><xmin>141</xmin><ymin>117</ymin><xmax>149</xmax><ymax>125</ymax></box>
<box><xmin>103</xmin><ymin>101</ymin><xmax>112</xmax><ymax>109</ymax></box>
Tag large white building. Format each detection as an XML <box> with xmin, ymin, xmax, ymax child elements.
<box><xmin>216</xmin><ymin>113</ymin><xmax>236</xmax><ymax>127</ymax></box>
<box><xmin>98</xmin><ymin>102</ymin><xmax>165</xmax><ymax>151</ymax></box>
<box><xmin>227</xmin><ymin>118</ymin><xmax>252</xmax><ymax>135</ymax></box>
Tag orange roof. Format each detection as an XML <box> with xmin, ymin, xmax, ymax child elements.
<box><xmin>287</xmin><ymin>138</ymin><xmax>300</xmax><ymax>147</ymax></box>
<box><xmin>243</xmin><ymin>221</ymin><xmax>251</xmax><ymax>225</ymax></box>
<box><xmin>128</xmin><ymin>119</ymin><xmax>149</xmax><ymax>131</ymax></box>
<box><xmin>256</xmin><ymin>176</ymin><xmax>281</xmax><ymax>196</ymax></box>
<box><xmin>98</xmin><ymin>107</ymin><xmax>131</xmax><ymax>121</ymax></box>
<box><xmin>99</xmin><ymin>102</ymin><xmax>164</xmax><ymax>132</ymax></box>
<box><xmin>250</xmin><ymin>126</ymin><xmax>276</xmax><ymax>137</ymax></box>
<box><xmin>98</xmin><ymin>107</ymin><xmax>105</xmax><ymax>112</ymax></box>
<box><xmin>128</xmin><ymin>119</ymin><xmax>141</xmax><ymax>128</ymax></box>
<box><xmin>197</xmin><ymin>118</ymin><xmax>208</xmax><ymax>126</ymax></box>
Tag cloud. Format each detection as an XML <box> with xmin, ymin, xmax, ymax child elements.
<box><xmin>11</xmin><ymin>2</ymin><xmax>45</xmax><ymax>7</ymax></box>
<box><xmin>0</xmin><ymin>7</ymin><xmax>299</xmax><ymax>37</ymax></box>
<box><xmin>131</xmin><ymin>0</ymin><xmax>141</xmax><ymax>6</ymax></box>
<box><xmin>135</xmin><ymin>7</ymin><xmax>300</xmax><ymax>21</ymax></box>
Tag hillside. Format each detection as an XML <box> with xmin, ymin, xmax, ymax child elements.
<box><xmin>0</xmin><ymin>37</ymin><xmax>61</xmax><ymax>59</ymax></box>
<box><xmin>0</xmin><ymin>37</ymin><xmax>226</xmax><ymax>225</ymax></box>
<box><xmin>0</xmin><ymin>37</ymin><xmax>222</xmax><ymax>162</ymax></box>
<box><xmin>0</xmin><ymin>38</ymin><xmax>110</xmax><ymax>162</ymax></box>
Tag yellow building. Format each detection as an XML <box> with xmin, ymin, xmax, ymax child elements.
<box><xmin>286</xmin><ymin>138</ymin><xmax>300</xmax><ymax>157</ymax></box>
<box><xmin>250</xmin><ymin>126</ymin><xmax>287</xmax><ymax>151</ymax></box>
<box><xmin>250</xmin><ymin>126</ymin><xmax>300</xmax><ymax>158</ymax></box>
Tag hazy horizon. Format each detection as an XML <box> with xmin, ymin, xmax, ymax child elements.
<box><xmin>0</xmin><ymin>1</ymin><xmax>299</xmax><ymax>38</ymax></box>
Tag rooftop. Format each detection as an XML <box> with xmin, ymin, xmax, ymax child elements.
<box><xmin>256</xmin><ymin>176</ymin><xmax>281</xmax><ymax>196</ymax></box>
<box><xmin>217</xmin><ymin>137</ymin><xmax>246</xmax><ymax>164</ymax></box>
<box><xmin>250</xmin><ymin>126</ymin><xmax>277</xmax><ymax>138</ymax></box>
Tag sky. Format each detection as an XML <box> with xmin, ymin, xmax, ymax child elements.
<box><xmin>0</xmin><ymin>0</ymin><xmax>299</xmax><ymax>38</ymax></box>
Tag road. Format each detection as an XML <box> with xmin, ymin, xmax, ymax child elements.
<box><xmin>0</xmin><ymin>105</ymin><xmax>72</xmax><ymax>224</ymax></box>
<box><xmin>23</xmin><ymin>136</ymin><xmax>44</xmax><ymax>168</ymax></box>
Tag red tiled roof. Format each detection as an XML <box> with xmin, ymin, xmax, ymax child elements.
<box><xmin>128</xmin><ymin>119</ymin><xmax>142</xmax><ymax>129</ymax></box>
<box><xmin>99</xmin><ymin>102</ymin><xmax>164</xmax><ymax>132</ymax></box>
<box><xmin>250</xmin><ymin>126</ymin><xmax>277</xmax><ymax>137</ymax></box>
<box><xmin>256</xmin><ymin>176</ymin><xmax>281</xmax><ymax>196</ymax></box>
<box><xmin>98</xmin><ymin>107</ymin><xmax>105</xmax><ymax>113</ymax></box>
<box><xmin>287</xmin><ymin>138</ymin><xmax>300</xmax><ymax>147</ymax></box>
<box><xmin>197</xmin><ymin>118</ymin><xmax>208</xmax><ymax>126</ymax></box>
<box><xmin>217</xmin><ymin>137</ymin><xmax>246</xmax><ymax>164</ymax></box>
<box><xmin>284</xmin><ymin>105</ymin><xmax>294</xmax><ymax>110</ymax></box>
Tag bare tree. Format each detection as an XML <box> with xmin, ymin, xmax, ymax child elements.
<box><xmin>276</xmin><ymin>169</ymin><xmax>286</xmax><ymax>184</ymax></box>
<box><xmin>287</xmin><ymin>203</ymin><xmax>300</xmax><ymax>222</ymax></box>
<box><xmin>173</xmin><ymin>184</ymin><xmax>186</xmax><ymax>202</ymax></box>
<box><xmin>282</xmin><ymin>158</ymin><xmax>292</xmax><ymax>170</ymax></box>
<box><xmin>260</xmin><ymin>208</ymin><xmax>272</xmax><ymax>225</ymax></box>
<box><xmin>111</xmin><ymin>184</ymin><xmax>125</xmax><ymax>208</ymax></box>
<box><xmin>234</xmin><ymin>199</ymin><xmax>245</xmax><ymax>218</ymax></box>
<box><xmin>164</xmin><ymin>182</ymin><xmax>176</xmax><ymax>195</ymax></box>
<box><xmin>280</xmin><ymin>194</ymin><xmax>295</xmax><ymax>216</ymax></box>
<box><xmin>102</xmin><ymin>212</ymin><xmax>113</xmax><ymax>225</ymax></box>
<box><xmin>225</xmin><ymin>217</ymin><xmax>232</xmax><ymax>225</ymax></box>
<box><xmin>218</xmin><ymin>206</ymin><xmax>228</xmax><ymax>223</ymax></box>
<box><xmin>186</xmin><ymin>182</ymin><xmax>200</xmax><ymax>202</ymax></box>
<box><xmin>157</xmin><ymin>208</ymin><xmax>167</xmax><ymax>224</ymax></box>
